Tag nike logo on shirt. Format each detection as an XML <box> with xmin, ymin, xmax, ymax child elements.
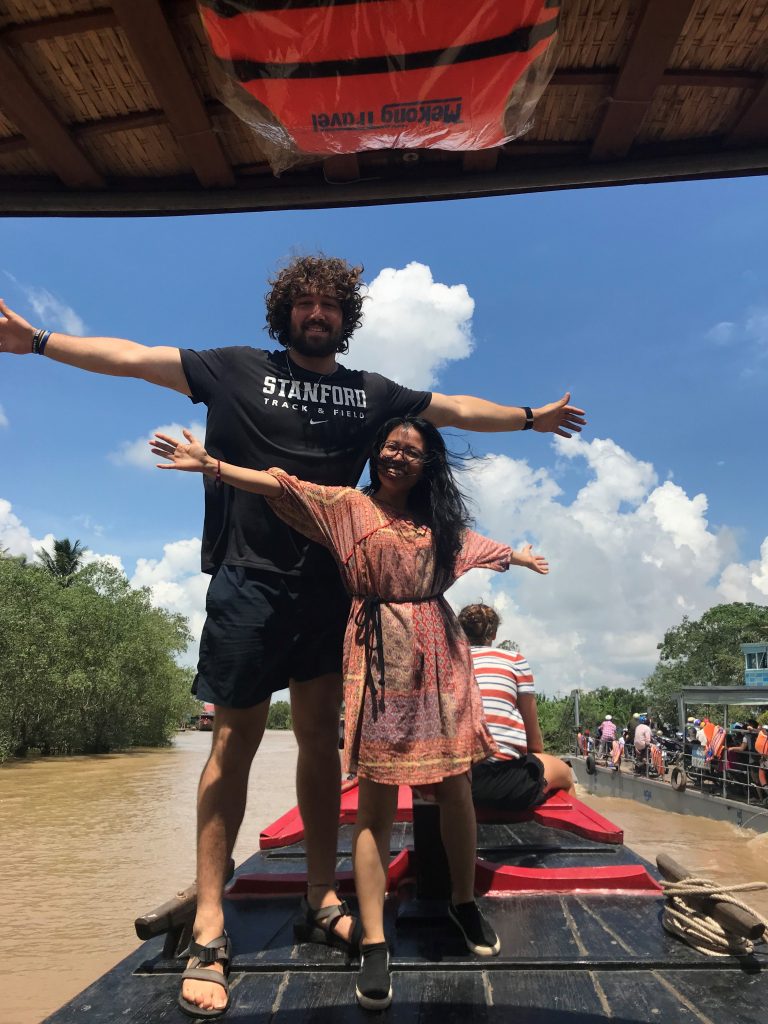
<box><xmin>309</xmin><ymin>418</ymin><xmax>328</xmax><ymax>425</ymax></box>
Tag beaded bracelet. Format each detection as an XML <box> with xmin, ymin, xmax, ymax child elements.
<box><xmin>31</xmin><ymin>328</ymin><xmax>52</xmax><ymax>355</ymax></box>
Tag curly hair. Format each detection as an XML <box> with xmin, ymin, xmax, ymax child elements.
<box><xmin>265</xmin><ymin>255</ymin><xmax>365</xmax><ymax>354</ymax></box>
<box><xmin>457</xmin><ymin>603</ymin><xmax>500</xmax><ymax>646</ymax></box>
<box><xmin>364</xmin><ymin>416</ymin><xmax>473</xmax><ymax>585</ymax></box>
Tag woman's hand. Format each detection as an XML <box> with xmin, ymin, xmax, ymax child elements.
<box><xmin>150</xmin><ymin>429</ymin><xmax>212</xmax><ymax>473</ymax></box>
<box><xmin>516</xmin><ymin>543</ymin><xmax>549</xmax><ymax>575</ymax></box>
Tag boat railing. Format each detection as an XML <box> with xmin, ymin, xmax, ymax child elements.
<box><xmin>574</xmin><ymin>729</ymin><xmax>768</xmax><ymax>808</ymax></box>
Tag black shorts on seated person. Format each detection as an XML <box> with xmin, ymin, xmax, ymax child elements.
<box><xmin>471</xmin><ymin>753</ymin><xmax>547</xmax><ymax>812</ymax></box>
<box><xmin>192</xmin><ymin>561</ymin><xmax>350</xmax><ymax>709</ymax></box>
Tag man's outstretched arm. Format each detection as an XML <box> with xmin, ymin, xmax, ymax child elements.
<box><xmin>0</xmin><ymin>299</ymin><xmax>190</xmax><ymax>395</ymax></box>
<box><xmin>423</xmin><ymin>391</ymin><xmax>586</xmax><ymax>438</ymax></box>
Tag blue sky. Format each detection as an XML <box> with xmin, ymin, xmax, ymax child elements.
<box><xmin>2</xmin><ymin>175</ymin><xmax>767</xmax><ymax>693</ymax></box>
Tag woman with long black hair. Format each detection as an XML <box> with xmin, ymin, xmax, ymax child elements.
<box><xmin>151</xmin><ymin>415</ymin><xmax>548</xmax><ymax>1011</ymax></box>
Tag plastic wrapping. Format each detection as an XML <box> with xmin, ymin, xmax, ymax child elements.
<box><xmin>199</xmin><ymin>1</ymin><xmax>560</xmax><ymax>174</ymax></box>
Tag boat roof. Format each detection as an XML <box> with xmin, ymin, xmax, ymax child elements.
<box><xmin>1</xmin><ymin>0</ymin><xmax>767</xmax><ymax>217</ymax></box>
<box><xmin>678</xmin><ymin>686</ymin><xmax>768</xmax><ymax>707</ymax></box>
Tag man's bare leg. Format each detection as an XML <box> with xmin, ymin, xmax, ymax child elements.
<box><xmin>290</xmin><ymin>673</ymin><xmax>354</xmax><ymax>942</ymax></box>
<box><xmin>182</xmin><ymin>702</ymin><xmax>270</xmax><ymax>1013</ymax></box>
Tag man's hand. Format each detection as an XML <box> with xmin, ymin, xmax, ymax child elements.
<box><xmin>150</xmin><ymin>430</ymin><xmax>212</xmax><ymax>473</ymax></box>
<box><xmin>424</xmin><ymin>391</ymin><xmax>586</xmax><ymax>435</ymax></box>
<box><xmin>533</xmin><ymin>393</ymin><xmax>586</xmax><ymax>438</ymax></box>
<box><xmin>0</xmin><ymin>300</ymin><xmax>35</xmax><ymax>354</ymax></box>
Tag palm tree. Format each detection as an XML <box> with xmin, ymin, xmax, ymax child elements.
<box><xmin>38</xmin><ymin>538</ymin><xmax>87</xmax><ymax>586</ymax></box>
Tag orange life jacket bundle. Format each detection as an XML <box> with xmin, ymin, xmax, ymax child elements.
<box><xmin>199</xmin><ymin>1</ymin><xmax>560</xmax><ymax>171</ymax></box>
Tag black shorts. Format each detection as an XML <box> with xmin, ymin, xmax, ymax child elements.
<box><xmin>193</xmin><ymin>564</ymin><xmax>350</xmax><ymax>709</ymax></box>
<box><xmin>471</xmin><ymin>754</ymin><xmax>547</xmax><ymax>812</ymax></box>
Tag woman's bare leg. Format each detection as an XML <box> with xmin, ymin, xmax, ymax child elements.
<box><xmin>433</xmin><ymin>773</ymin><xmax>476</xmax><ymax>905</ymax></box>
<box><xmin>352</xmin><ymin>779</ymin><xmax>399</xmax><ymax>945</ymax></box>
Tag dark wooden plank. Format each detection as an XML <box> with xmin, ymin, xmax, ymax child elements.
<box><xmin>727</xmin><ymin>80</ymin><xmax>768</xmax><ymax>147</ymax></box>
<box><xmin>111</xmin><ymin>0</ymin><xmax>235</xmax><ymax>188</ymax></box>
<box><xmin>563</xmin><ymin>894</ymin><xmax>709</xmax><ymax>965</ymax></box>
<box><xmin>0</xmin><ymin>1</ymin><xmax>196</xmax><ymax>45</ymax></box>
<box><xmin>655</xmin><ymin>966</ymin><xmax>766</xmax><ymax>1024</ymax></box>
<box><xmin>591</xmin><ymin>0</ymin><xmax>697</xmax><ymax>161</ymax></box>
<box><xmin>382</xmin><ymin>971</ymin><xmax>492</xmax><ymax>1024</ymax></box>
<box><xmin>486</xmin><ymin>970</ymin><xmax>607</xmax><ymax>1023</ymax></box>
<box><xmin>596</xmin><ymin>968</ymin><xmax>720</xmax><ymax>1024</ymax></box>
<box><xmin>0</xmin><ymin>44</ymin><xmax>105</xmax><ymax>189</ymax></box>
<box><xmin>42</xmin><ymin>940</ymin><xmax>177</xmax><ymax>1024</ymax></box>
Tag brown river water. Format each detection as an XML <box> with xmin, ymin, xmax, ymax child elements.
<box><xmin>4</xmin><ymin>731</ymin><xmax>768</xmax><ymax>1024</ymax></box>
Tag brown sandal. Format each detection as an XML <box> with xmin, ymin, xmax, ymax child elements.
<box><xmin>178</xmin><ymin>933</ymin><xmax>231</xmax><ymax>1019</ymax></box>
<box><xmin>293</xmin><ymin>896</ymin><xmax>362</xmax><ymax>952</ymax></box>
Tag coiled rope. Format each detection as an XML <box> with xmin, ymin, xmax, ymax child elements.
<box><xmin>660</xmin><ymin>877</ymin><xmax>768</xmax><ymax>957</ymax></box>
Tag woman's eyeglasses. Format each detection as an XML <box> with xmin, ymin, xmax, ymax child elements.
<box><xmin>379</xmin><ymin>441</ymin><xmax>427</xmax><ymax>463</ymax></box>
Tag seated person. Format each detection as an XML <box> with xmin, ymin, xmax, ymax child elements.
<box><xmin>458</xmin><ymin>604</ymin><xmax>575</xmax><ymax>811</ymax></box>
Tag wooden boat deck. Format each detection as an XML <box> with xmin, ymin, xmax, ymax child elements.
<box><xmin>44</xmin><ymin>818</ymin><xmax>767</xmax><ymax>1024</ymax></box>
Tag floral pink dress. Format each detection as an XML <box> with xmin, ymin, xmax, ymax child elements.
<box><xmin>267</xmin><ymin>470</ymin><xmax>512</xmax><ymax>786</ymax></box>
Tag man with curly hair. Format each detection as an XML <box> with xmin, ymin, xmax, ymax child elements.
<box><xmin>0</xmin><ymin>256</ymin><xmax>585</xmax><ymax>1019</ymax></box>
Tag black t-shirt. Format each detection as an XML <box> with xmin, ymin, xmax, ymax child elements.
<box><xmin>180</xmin><ymin>346</ymin><xmax>431</xmax><ymax>575</ymax></box>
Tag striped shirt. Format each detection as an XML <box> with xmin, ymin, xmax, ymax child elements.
<box><xmin>471</xmin><ymin>646</ymin><xmax>535</xmax><ymax>761</ymax></box>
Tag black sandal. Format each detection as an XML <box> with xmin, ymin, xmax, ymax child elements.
<box><xmin>293</xmin><ymin>896</ymin><xmax>362</xmax><ymax>952</ymax></box>
<box><xmin>178</xmin><ymin>933</ymin><xmax>232</xmax><ymax>1020</ymax></box>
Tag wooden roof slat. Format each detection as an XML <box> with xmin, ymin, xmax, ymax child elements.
<box><xmin>110</xmin><ymin>0</ymin><xmax>234</xmax><ymax>188</ymax></box>
<box><xmin>590</xmin><ymin>0</ymin><xmax>698</xmax><ymax>161</ymax></box>
<box><xmin>0</xmin><ymin>2</ymin><xmax>197</xmax><ymax>45</ymax></box>
<box><xmin>727</xmin><ymin>79</ymin><xmax>768</xmax><ymax>147</ymax></box>
<box><xmin>0</xmin><ymin>42</ymin><xmax>105</xmax><ymax>188</ymax></box>
<box><xmin>0</xmin><ymin>9</ymin><xmax>117</xmax><ymax>45</ymax></box>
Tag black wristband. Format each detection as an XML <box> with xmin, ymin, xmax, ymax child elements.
<box><xmin>523</xmin><ymin>406</ymin><xmax>534</xmax><ymax>430</ymax></box>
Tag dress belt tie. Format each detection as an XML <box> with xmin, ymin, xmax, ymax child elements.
<box><xmin>352</xmin><ymin>593</ymin><xmax>440</xmax><ymax>721</ymax></box>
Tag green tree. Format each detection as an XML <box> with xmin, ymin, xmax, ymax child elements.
<box><xmin>37</xmin><ymin>537</ymin><xmax>87</xmax><ymax>586</ymax></box>
<box><xmin>267</xmin><ymin>700</ymin><xmax>292</xmax><ymax>730</ymax></box>
<box><xmin>657</xmin><ymin>603</ymin><xmax>768</xmax><ymax>688</ymax></box>
<box><xmin>0</xmin><ymin>556</ymin><xmax>197</xmax><ymax>761</ymax></box>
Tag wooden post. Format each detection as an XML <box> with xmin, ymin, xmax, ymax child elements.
<box><xmin>656</xmin><ymin>853</ymin><xmax>765</xmax><ymax>941</ymax></box>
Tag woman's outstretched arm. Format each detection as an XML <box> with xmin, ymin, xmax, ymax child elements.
<box><xmin>150</xmin><ymin>430</ymin><xmax>282</xmax><ymax>497</ymax></box>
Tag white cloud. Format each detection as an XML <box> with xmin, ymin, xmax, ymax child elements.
<box><xmin>705</xmin><ymin>306</ymin><xmax>768</xmax><ymax>358</ymax></box>
<box><xmin>445</xmin><ymin>436</ymin><xmax>768</xmax><ymax>694</ymax></box>
<box><xmin>350</xmin><ymin>262</ymin><xmax>475</xmax><ymax>387</ymax></box>
<box><xmin>109</xmin><ymin>420</ymin><xmax>206</xmax><ymax>470</ymax></box>
<box><xmin>26</xmin><ymin>287</ymin><xmax>86</xmax><ymax>335</ymax></box>
<box><xmin>5</xmin><ymin>429</ymin><xmax>768</xmax><ymax>692</ymax></box>
<box><xmin>131</xmin><ymin>539</ymin><xmax>207</xmax><ymax>665</ymax></box>
<box><xmin>0</xmin><ymin>498</ymin><xmax>55</xmax><ymax>562</ymax></box>
<box><xmin>0</xmin><ymin>403</ymin><xmax>7</xmax><ymax>428</ymax></box>
<box><xmin>745</xmin><ymin>309</ymin><xmax>768</xmax><ymax>353</ymax></box>
<box><xmin>705</xmin><ymin>321</ymin><xmax>736</xmax><ymax>345</ymax></box>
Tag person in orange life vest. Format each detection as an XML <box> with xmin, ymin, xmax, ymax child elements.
<box><xmin>457</xmin><ymin>604</ymin><xmax>575</xmax><ymax>811</ymax></box>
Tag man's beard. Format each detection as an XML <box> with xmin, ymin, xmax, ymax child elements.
<box><xmin>288</xmin><ymin>321</ymin><xmax>342</xmax><ymax>358</ymax></box>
